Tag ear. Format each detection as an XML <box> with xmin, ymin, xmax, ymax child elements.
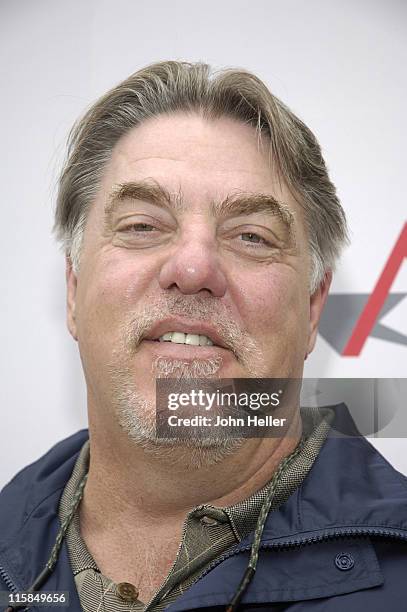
<box><xmin>66</xmin><ymin>256</ymin><xmax>78</xmax><ymax>341</ymax></box>
<box><xmin>305</xmin><ymin>270</ymin><xmax>332</xmax><ymax>359</ymax></box>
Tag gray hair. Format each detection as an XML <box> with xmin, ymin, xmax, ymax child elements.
<box><xmin>54</xmin><ymin>61</ymin><xmax>348</xmax><ymax>292</ymax></box>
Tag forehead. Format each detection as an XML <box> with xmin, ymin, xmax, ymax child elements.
<box><xmin>95</xmin><ymin>112</ymin><xmax>305</xmax><ymax>230</ymax></box>
<box><xmin>112</xmin><ymin>112</ymin><xmax>267</xmax><ymax>173</ymax></box>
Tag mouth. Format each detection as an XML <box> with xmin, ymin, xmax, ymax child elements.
<box><xmin>153</xmin><ymin>331</ymin><xmax>215</xmax><ymax>346</ymax></box>
<box><xmin>140</xmin><ymin>318</ymin><xmax>233</xmax><ymax>359</ymax></box>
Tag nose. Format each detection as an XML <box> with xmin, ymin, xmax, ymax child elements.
<box><xmin>158</xmin><ymin>232</ymin><xmax>227</xmax><ymax>297</ymax></box>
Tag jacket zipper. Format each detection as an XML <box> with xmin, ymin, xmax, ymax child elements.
<box><xmin>0</xmin><ymin>564</ymin><xmax>30</xmax><ymax>612</ymax></box>
<box><xmin>197</xmin><ymin>526</ymin><xmax>407</xmax><ymax>580</ymax></box>
<box><xmin>0</xmin><ymin>564</ymin><xmax>17</xmax><ymax>593</ymax></box>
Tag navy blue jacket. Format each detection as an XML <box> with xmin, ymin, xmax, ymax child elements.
<box><xmin>1</xmin><ymin>404</ymin><xmax>406</xmax><ymax>611</ymax></box>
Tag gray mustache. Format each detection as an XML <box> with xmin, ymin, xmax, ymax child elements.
<box><xmin>120</xmin><ymin>293</ymin><xmax>266</xmax><ymax>376</ymax></box>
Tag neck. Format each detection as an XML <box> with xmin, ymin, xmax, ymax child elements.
<box><xmin>82</xmin><ymin>406</ymin><xmax>302</xmax><ymax>527</ymax></box>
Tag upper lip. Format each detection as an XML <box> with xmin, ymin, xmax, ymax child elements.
<box><xmin>144</xmin><ymin>318</ymin><xmax>229</xmax><ymax>349</ymax></box>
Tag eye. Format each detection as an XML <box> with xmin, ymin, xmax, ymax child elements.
<box><xmin>128</xmin><ymin>223</ymin><xmax>155</xmax><ymax>232</ymax></box>
<box><xmin>113</xmin><ymin>217</ymin><xmax>173</xmax><ymax>250</ymax></box>
<box><xmin>238</xmin><ymin>232</ymin><xmax>274</xmax><ymax>248</ymax></box>
<box><xmin>240</xmin><ymin>232</ymin><xmax>264</xmax><ymax>244</ymax></box>
<box><xmin>221</xmin><ymin>225</ymin><xmax>280</xmax><ymax>259</ymax></box>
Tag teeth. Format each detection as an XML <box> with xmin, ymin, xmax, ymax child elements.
<box><xmin>171</xmin><ymin>332</ymin><xmax>186</xmax><ymax>344</ymax></box>
<box><xmin>158</xmin><ymin>332</ymin><xmax>214</xmax><ymax>346</ymax></box>
<box><xmin>199</xmin><ymin>335</ymin><xmax>213</xmax><ymax>346</ymax></box>
<box><xmin>185</xmin><ymin>334</ymin><xmax>200</xmax><ymax>346</ymax></box>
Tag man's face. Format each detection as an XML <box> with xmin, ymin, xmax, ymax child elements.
<box><xmin>66</xmin><ymin>113</ymin><xmax>330</xmax><ymax>443</ymax></box>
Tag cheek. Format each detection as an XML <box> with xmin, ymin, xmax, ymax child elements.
<box><xmin>75</xmin><ymin>252</ymin><xmax>155</xmax><ymax>343</ymax></box>
<box><xmin>238</xmin><ymin>267</ymin><xmax>309</xmax><ymax>346</ymax></box>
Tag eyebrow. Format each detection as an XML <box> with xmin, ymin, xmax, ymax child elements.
<box><xmin>104</xmin><ymin>180</ymin><xmax>294</xmax><ymax>234</ymax></box>
<box><xmin>104</xmin><ymin>180</ymin><xmax>182</xmax><ymax>224</ymax></box>
<box><xmin>211</xmin><ymin>192</ymin><xmax>294</xmax><ymax>230</ymax></box>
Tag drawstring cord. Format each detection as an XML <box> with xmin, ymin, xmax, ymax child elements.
<box><xmin>226</xmin><ymin>437</ymin><xmax>305</xmax><ymax>611</ymax></box>
<box><xmin>47</xmin><ymin>472</ymin><xmax>88</xmax><ymax>571</ymax></box>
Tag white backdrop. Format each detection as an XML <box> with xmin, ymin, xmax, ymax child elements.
<box><xmin>1</xmin><ymin>0</ymin><xmax>406</xmax><ymax>489</ymax></box>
